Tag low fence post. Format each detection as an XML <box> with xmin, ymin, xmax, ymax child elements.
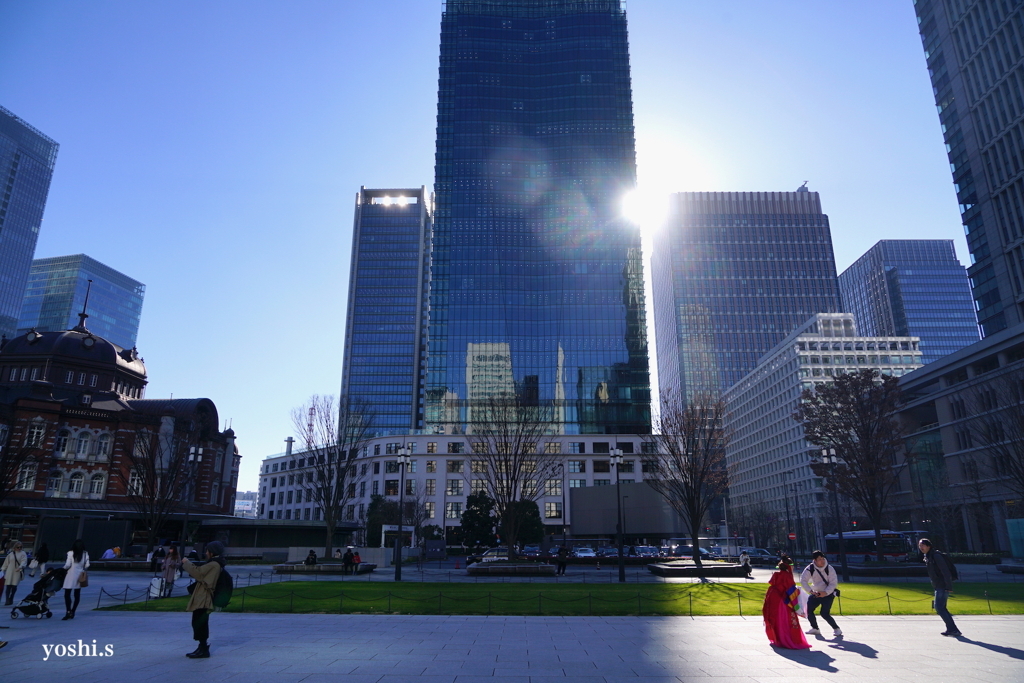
<box><xmin>837</xmin><ymin>592</ymin><xmax>843</xmax><ymax>616</ymax></box>
<box><xmin>985</xmin><ymin>590</ymin><xmax>993</xmax><ymax>615</ymax></box>
<box><xmin>886</xmin><ymin>592</ymin><xmax>892</xmax><ymax>615</ymax></box>
<box><xmin>689</xmin><ymin>592</ymin><xmax>693</xmax><ymax>618</ymax></box>
<box><xmin>737</xmin><ymin>593</ymin><xmax>742</xmax><ymax>617</ymax></box>
<box><xmin>588</xmin><ymin>593</ymin><xmax>592</xmax><ymax>616</ymax></box>
<box><xmin>241</xmin><ymin>590</ymin><xmax>246</xmax><ymax>613</ymax></box>
<box><xmin>289</xmin><ymin>592</ymin><xmax>294</xmax><ymax>613</ymax></box>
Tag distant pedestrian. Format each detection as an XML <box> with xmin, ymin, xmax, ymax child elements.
<box><xmin>61</xmin><ymin>539</ymin><xmax>90</xmax><ymax>620</ymax></box>
<box><xmin>303</xmin><ymin>550</ymin><xmax>318</xmax><ymax>566</ymax></box>
<box><xmin>739</xmin><ymin>550</ymin><xmax>752</xmax><ymax>579</ymax></box>
<box><xmin>342</xmin><ymin>549</ymin><xmax>354</xmax><ymax>574</ymax></box>
<box><xmin>556</xmin><ymin>545</ymin><xmax>569</xmax><ymax>576</ymax></box>
<box><xmin>762</xmin><ymin>554</ymin><xmax>810</xmax><ymax>650</ymax></box>
<box><xmin>181</xmin><ymin>540</ymin><xmax>225</xmax><ymax>659</ymax></box>
<box><xmin>918</xmin><ymin>538</ymin><xmax>961</xmax><ymax>637</ymax></box>
<box><xmin>334</xmin><ymin>548</ymin><xmax>342</xmax><ymax>560</ymax></box>
<box><xmin>162</xmin><ymin>547</ymin><xmax>181</xmax><ymax>597</ymax></box>
<box><xmin>800</xmin><ymin>550</ymin><xmax>842</xmax><ymax>638</ymax></box>
<box><xmin>100</xmin><ymin>548</ymin><xmax>116</xmax><ymax>560</ymax></box>
<box><xmin>151</xmin><ymin>545</ymin><xmax>167</xmax><ymax>573</ymax></box>
<box><xmin>2</xmin><ymin>541</ymin><xmax>28</xmax><ymax>605</ymax></box>
<box><xmin>352</xmin><ymin>550</ymin><xmax>361</xmax><ymax>567</ymax></box>
<box><xmin>29</xmin><ymin>542</ymin><xmax>50</xmax><ymax>577</ymax></box>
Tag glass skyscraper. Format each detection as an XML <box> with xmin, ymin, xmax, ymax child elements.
<box><xmin>0</xmin><ymin>106</ymin><xmax>59</xmax><ymax>339</ymax></box>
<box><xmin>427</xmin><ymin>0</ymin><xmax>651</xmax><ymax>435</ymax></box>
<box><xmin>914</xmin><ymin>1</ymin><xmax>1024</xmax><ymax>336</ymax></box>
<box><xmin>838</xmin><ymin>240</ymin><xmax>980</xmax><ymax>365</ymax></box>
<box><xmin>652</xmin><ymin>188</ymin><xmax>841</xmax><ymax>400</ymax></box>
<box><xmin>340</xmin><ymin>188</ymin><xmax>431</xmax><ymax>436</ymax></box>
<box><xmin>17</xmin><ymin>253</ymin><xmax>146</xmax><ymax>350</ymax></box>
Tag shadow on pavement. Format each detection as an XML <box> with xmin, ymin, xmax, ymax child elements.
<box><xmin>827</xmin><ymin>639</ymin><xmax>879</xmax><ymax>659</ymax></box>
<box><xmin>959</xmin><ymin>638</ymin><xmax>1024</xmax><ymax>661</ymax></box>
<box><xmin>772</xmin><ymin>646</ymin><xmax>838</xmax><ymax>672</ymax></box>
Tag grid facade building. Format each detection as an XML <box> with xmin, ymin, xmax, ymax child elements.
<box><xmin>18</xmin><ymin>254</ymin><xmax>146</xmax><ymax>350</ymax></box>
<box><xmin>723</xmin><ymin>313</ymin><xmax>923</xmax><ymax>551</ymax></box>
<box><xmin>426</xmin><ymin>0</ymin><xmax>651</xmax><ymax>435</ymax></box>
<box><xmin>0</xmin><ymin>107</ymin><xmax>59</xmax><ymax>339</ymax></box>
<box><xmin>838</xmin><ymin>240</ymin><xmax>980</xmax><ymax>365</ymax></box>
<box><xmin>914</xmin><ymin>1</ymin><xmax>1024</xmax><ymax>335</ymax></box>
<box><xmin>340</xmin><ymin>188</ymin><xmax>431</xmax><ymax>437</ymax></box>
<box><xmin>652</xmin><ymin>188</ymin><xmax>842</xmax><ymax>401</ymax></box>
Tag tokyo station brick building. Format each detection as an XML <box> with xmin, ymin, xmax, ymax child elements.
<box><xmin>0</xmin><ymin>314</ymin><xmax>239</xmax><ymax>553</ymax></box>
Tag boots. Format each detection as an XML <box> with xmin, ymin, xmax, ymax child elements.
<box><xmin>186</xmin><ymin>641</ymin><xmax>210</xmax><ymax>658</ymax></box>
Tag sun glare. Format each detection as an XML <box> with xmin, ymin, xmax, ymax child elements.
<box><xmin>622</xmin><ymin>188</ymin><xmax>669</xmax><ymax>238</ymax></box>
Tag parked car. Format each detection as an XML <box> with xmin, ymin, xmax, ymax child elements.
<box><xmin>673</xmin><ymin>545</ymin><xmax>712</xmax><ymax>558</ymax></box>
<box><xmin>739</xmin><ymin>547</ymin><xmax>777</xmax><ymax>565</ymax></box>
<box><xmin>573</xmin><ymin>547</ymin><xmax>597</xmax><ymax>558</ymax></box>
<box><xmin>597</xmin><ymin>546</ymin><xmax>620</xmax><ymax>557</ymax></box>
<box><xmin>519</xmin><ymin>545</ymin><xmax>542</xmax><ymax>559</ymax></box>
<box><xmin>634</xmin><ymin>546</ymin><xmax>662</xmax><ymax>558</ymax></box>
<box><xmin>466</xmin><ymin>547</ymin><xmax>509</xmax><ymax>564</ymax></box>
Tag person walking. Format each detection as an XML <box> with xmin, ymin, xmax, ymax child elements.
<box><xmin>61</xmin><ymin>539</ymin><xmax>90</xmax><ymax>620</ymax></box>
<box><xmin>918</xmin><ymin>538</ymin><xmax>961</xmax><ymax>637</ymax></box>
<box><xmin>556</xmin><ymin>545</ymin><xmax>569</xmax><ymax>576</ymax></box>
<box><xmin>1</xmin><ymin>541</ymin><xmax>28</xmax><ymax>605</ymax></box>
<box><xmin>800</xmin><ymin>550</ymin><xmax>842</xmax><ymax>638</ymax></box>
<box><xmin>181</xmin><ymin>540</ymin><xmax>225</xmax><ymax>659</ymax></box>
<box><xmin>29</xmin><ymin>542</ymin><xmax>50</xmax><ymax>577</ymax></box>
<box><xmin>162</xmin><ymin>547</ymin><xmax>182</xmax><ymax>598</ymax></box>
<box><xmin>762</xmin><ymin>554</ymin><xmax>810</xmax><ymax>649</ymax></box>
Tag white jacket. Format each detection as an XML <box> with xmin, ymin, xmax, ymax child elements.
<box><xmin>62</xmin><ymin>551</ymin><xmax>91</xmax><ymax>590</ymax></box>
<box><xmin>800</xmin><ymin>561</ymin><xmax>838</xmax><ymax>596</ymax></box>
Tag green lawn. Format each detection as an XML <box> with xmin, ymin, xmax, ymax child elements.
<box><xmin>101</xmin><ymin>581</ymin><xmax>1024</xmax><ymax>617</ymax></box>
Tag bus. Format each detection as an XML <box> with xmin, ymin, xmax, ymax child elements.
<box><xmin>824</xmin><ymin>530</ymin><xmax>918</xmax><ymax>562</ymax></box>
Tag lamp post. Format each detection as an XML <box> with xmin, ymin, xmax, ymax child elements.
<box><xmin>821</xmin><ymin>448</ymin><xmax>850</xmax><ymax>582</ymax></box>
<box><xmin>610</xmin><ymin>448</ymin><xmax>626</xmax><ymax>583</ymax></box>
<box><xmin>782</xmin><ymin>470</ymin><xmax>793</xmax><ymax>556</ymax></box>
<box><xmin>558</xmin><ymin>462</ymin><xmax>567</xmax><ymax>545</ymax></box>
<box><xmin>394</xmin><ymin>445</ymin><xmax>411</xmax><ymax>581</ymax></box>
<box><xmin>180</xmin><ymin>447</ymin><xmax>203</xmax><ymax>548</ymax></box>
<box><xmin>622</xmin><ymin>496</ymin><xmax>629</xmax><ymax>548</ymax></box>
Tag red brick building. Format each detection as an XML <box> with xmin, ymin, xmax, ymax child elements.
<box><xmin>0</xmin><ymin>318</ymin><xmax>239</xmax><ymax>553</ymax></box>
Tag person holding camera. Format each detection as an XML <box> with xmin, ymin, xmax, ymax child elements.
<box><xmin>800</xmin><ymin>550</ymin><xmax>842</xmax><ymax>638</ymax></box>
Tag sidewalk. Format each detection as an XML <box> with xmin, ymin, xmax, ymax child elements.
<box><xmin>0</xmin><ymin>611</ymin><xmax>1020</xmax><ymax>682</ymax></box>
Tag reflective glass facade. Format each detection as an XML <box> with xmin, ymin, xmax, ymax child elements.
<box><xmin>0</xmin><ymin>107</ymin><xmax>58</xmax><ymax>339</ymax></box>
<box><xmin>427</xmin><ymin>0</ymin><xmax>651</xmax><ymax>435</ymax></box>
<box><xmin>915</xmin><ymin>1</ymin><xmax>1024</xmax><ymax>335</ymax></box>
<box><xmin>17</xmin><ymin>254</ymin><xmax>146</xmax><ymax>349</ymax></box>
<box><xmin>652</xmin><ymin>189</ymin><xmax>841</xmax><ymax>400</ymax></box>
<box><xmin>838</xmin><ymin>240</ymin><xmax>980</xmax><ymax>365</ymax></box>
<box><xmin>341</xmin><ymin>188</ymin><xmax>430</xmax><ymax>437</ymax></box>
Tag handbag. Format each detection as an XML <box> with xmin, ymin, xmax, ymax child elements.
<box><xmin>29</xmin><ymin>559</ymin><xmax>38</xmax><ymax>569</ymax></box>
<box><xmin>78</xmin><ymin>570</ymin><xmax>89</xmax><ymax>587</ymax></box>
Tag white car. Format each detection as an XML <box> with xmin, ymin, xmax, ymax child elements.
<box><xmin>573</xmin><ymin>547</ymin><xmax>597</xmax><ymax>558</ymax></box>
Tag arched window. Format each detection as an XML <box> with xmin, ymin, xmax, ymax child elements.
<box><xmin>75</xmin><ymin>432</ymin><xmax>91</xmax><ymax>457</ymax></box>
<box><xmin>96</xmin><ymin>434</ymin><xmax>112</xmax><ymax>458</ymax></box>
<box><xmin>46</xmin><ymin>470</ymin><xmax>63</xmax><ymax>493</ymax></box>
<box><xmin>89</xmin><ymin>473</ymin><xmax>105</xmax><ymax>495</ymax></box>
<box><xmin>16</xmin><ymin>462</ymin><xmax>36</xmax><ymax>490</ymax></box>
<box><xmin>69</xmin><ymin>472</ymin><xmax>84</xmax><ymax>493</ymax></box>
<box><xmin>54</xmin><ymin>430</ymin><xmax>69</xmax><ymax>454</ymax></box>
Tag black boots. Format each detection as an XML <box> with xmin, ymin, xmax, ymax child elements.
<box><xmin>186</xmin><ymin>642</ymin><xmax>210</xmax><ymax>658</ymax></box>
<box><xmin>61</xmin><ymin>612</ymin><xmax>75</xmax><ymax>621</ymax></box>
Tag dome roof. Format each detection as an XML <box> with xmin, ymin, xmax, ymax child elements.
<box><xmin>0</xmin><ymin>327</ymin><xmax>147</xmax><ymax>379</ymax></box>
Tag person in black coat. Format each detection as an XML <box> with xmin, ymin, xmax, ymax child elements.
<box><xmin>31</xmin><ymin>542</ymin><xmax>50</xmax><ymax>577</ymax></box>
<box><xmin>918</xmin><ymin>538</ymin><xmax>961</xmax><ymax>637</ymax></box>
<box><xmin>150</xmin><ymin>546</ymin><xmax>167</xmax><ymax>573</ymax></box>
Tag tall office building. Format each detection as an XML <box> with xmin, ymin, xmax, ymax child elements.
<box><xmin>17</xmin><ymin>254</ymin><xmax>146</xmax><ymax>350</ymax></box>
<box><xmin>838</xmin><ymin>240</ymin><xmax>980</xmax><ymax>365</ymax></box>
<box><xmin>0</xmin><ymin>107</ymin><xmax>59</xmax><ymax>339</ymax></box>
<box><xmin>427</xmin><ymin>0</ymin><xmax>651</xmax><ymax>435</ymax></box>
<box><xmin>914</xmin><ymin>1</ymin><xmax>1024</xmax><ymax>335</ymax></box>
<box><xmin>340</xmin><ymin>188</ymin><xmax>431</xmax><ymax>437</ymax></box>
<box><xmin>652</xmin><ymin>188</ymin><xmax>841</xmax><ymax>401</ymax></box>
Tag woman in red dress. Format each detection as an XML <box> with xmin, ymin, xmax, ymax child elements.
<box><xmin>762</xmin><ymin>554</ymin><xmax>811</xmax><ymax>649</ymax></box>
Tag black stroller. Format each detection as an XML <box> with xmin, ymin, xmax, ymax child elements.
<box><xmin>11</xmin><ymin>567</ymin><xmax>65</xmax><ymax>619</ymax></box>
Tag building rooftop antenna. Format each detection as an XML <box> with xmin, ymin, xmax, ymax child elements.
<box><xmin>74</xmin><ymin>279</ymin><xmax>94</xmax><ymax>331</ymax></box>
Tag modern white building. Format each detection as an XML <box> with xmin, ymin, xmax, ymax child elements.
<box><xmin>256</xmin><ymin>434</ymin><xmax>659</xmax><ymax>542</ymax></box>
<box><xmin>723</xmin><ymin>313</ymin><xmax>924</xmax><ymax>550</ymax></box>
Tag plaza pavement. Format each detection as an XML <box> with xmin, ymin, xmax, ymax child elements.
<box><xmin>0</xmin><ymin>610</ymin><xmax>1021</xmax><ymax>682</ymax></box>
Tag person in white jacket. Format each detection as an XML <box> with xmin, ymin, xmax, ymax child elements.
<box><xmin>800</xmin><ymin>550</ymin><xmax>842</xmax><ymax>637</ymax></box>
<box><xmin>1</xmin><ymin>541</ymin><xmax>28</xmax><ymax>605</ymax></box>
<box><xmin>61</xmin><ymin>539</ymin><xmax>90</xmax><ymax>620</ymax></box>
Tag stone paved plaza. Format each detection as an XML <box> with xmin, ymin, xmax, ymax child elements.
<box><xmin>1</xmin><ymin>611</ymin><xmax>1021</xmax><ymax>682</ymax></box>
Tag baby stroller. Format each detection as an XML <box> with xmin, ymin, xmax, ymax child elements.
<box><xmin>11</xmin><ymin>567</ymin><xmax>65</xmax><ymax>619</ymax></box>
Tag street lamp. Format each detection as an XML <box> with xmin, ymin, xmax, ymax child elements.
<box><xmin>394</xmin><ymin>445</ymin><xmax>412</xmax><ymax>581</ymax></box>
<box><xmin>610</xmin><ymin>448</ymin><xmax>626</xmax><ymax>583</ymax></box>
<box><xmin>180</xmin><ymin>447</ymin><xmax>203</xmax><ymax>548</ymax></box>
<box><xmin>782</xmin><ymin>470</ymin><xmax>793</xmax><ymax>556</ymax></box>
<box><xmin>821</xmin><ymin>448</ymin><xmax>850</xmax><ymax>582</ymax></box>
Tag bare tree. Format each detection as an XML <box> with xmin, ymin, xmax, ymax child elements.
<box><xmin>463</xmin><ymin>396</ymin><xmax>559</xmax><ymax>558</ymax></box>
<box><xmin>644</xmin><ymin>392</ymin><xmax>730</xmax><ymax>577</ymax></box>
<box><xmin>968</xmin><ymin>368</ymin><xmax>1024</xmax><ymax>501</ymax></box>
<box><xmin>292</xmin><ymin>395</ymin><xmax>373</xmax><ymax>558</ymax></box>
<box><xmin>795</xmin><ymin>369</ymin><xmax>910</xmax><ymax>561</ymax></box>
<box><xmin>116</xmin><ymin>420</ymin><xmax>195</xmax><ymax>553</ymax></box>
<box><xmin>0</xmin><ymin>418</ymin><xmax>47</xmax><ymax>507</ymax></box>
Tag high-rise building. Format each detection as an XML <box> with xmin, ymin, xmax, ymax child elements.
<box><xmin>426</xmin><ymin>0</ymin><xmax>650</xmax><ymax>435</ymax></box>
<box><xmin>340</xmin><ymin>188</ymin><xmax>430</xmax><ymax>437</ymax></box>
<box><xmin>838</xmin><ymin>240</ymin><xmax>980</xmax><ymax>365</ymax></box>
<box><xmin>914</xmin><ymin>1</ymin><xmax>1024</xmax><ymax>335</ymax></box>
<box><xmin>17</xmin><ymin>254</ymin><xmax>146</xmax><ymax>350</ymax></box>
<box><xmin>723</xmin><ymin>313</ymin><xmax>923</xmax><ymax>551</ymax></box>
<box><xmin>0</xmin><ymin>106</ymin><xmax>59</xmax><ymax>339</ymax></box>
<box><xmin>652</xmin><ymin>188</ymin><xmax>842</xmax><ymax>401</ymax></box>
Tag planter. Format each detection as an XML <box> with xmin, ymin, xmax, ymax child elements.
<box><xmin>647</xmin><ymin>562</ymin><xmax>749</xmax><ymax>578</ymax></box>
<box><xmin>842</xmin><ymin>563</ymin><xmax>928</xmax><ymax>577</ymax></box>
<box><xmin>466</xmin><ymin>563</ymin><xmax>557</xmax><ymax>576</ymax></box>
<box><xmin>273</xmin><ymin>562</ymin><xmax>376</xmax><ymax>575</ymax></box>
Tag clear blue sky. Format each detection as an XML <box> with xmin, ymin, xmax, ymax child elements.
<box><xmin>0</xmin><ymin>1</ymin><xmax>962</xmax><ymax>492</ymax></box>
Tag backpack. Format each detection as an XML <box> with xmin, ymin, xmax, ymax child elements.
<box><xmin>936</xmin><ymin>551</ymin><xmax>959</xmax><ymax>582</ymax></box>
<box><xmin>212</xmin><ymin>566</ymin><xmax>233</xmax><ymax>608</ymax></box>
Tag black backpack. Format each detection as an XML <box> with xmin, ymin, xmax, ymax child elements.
<box><xmin>936</xmin><ymin>551</ymin><xmax>959</xmax><ymax>582</ymax></box>
<box><xmin>212</xmin><ymin>566</ymin><xmax>233</xmax><ymax>608</ymax></box>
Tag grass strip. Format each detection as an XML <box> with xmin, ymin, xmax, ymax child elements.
<box><xmin>100</xmin><ymin>581</ymin><xmax>1024</xmax><ymax>617</ymax></box>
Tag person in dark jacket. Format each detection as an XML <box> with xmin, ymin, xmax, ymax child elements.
<box><xmin>303</xmin><ymin>550</ymin><xmax>317</xmax><ymax>566</ymax></box>
<box><xmin>150</xmin><ymin>545</ymin><xmax>167</xmax><ymax>573</ymax></box>
<box><xmin>555</xmin><ymin>545</ymin><xmax>569</xmax><ymax>576</ymax></box>
<box><xmin>30</xmin><ymin>542</ymin><xmax>50</xmax><ymax>577</ymax></box>
<box><xmin>918</xmin><ymin>538</ymin><xmax>961</xmax><ymax>637</ymax></box>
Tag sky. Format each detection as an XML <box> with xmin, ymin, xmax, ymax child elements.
<box><xmin>0</xmin><ymin>1</ymin><xmax>963</xmax><ymax>493</ymax></box>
